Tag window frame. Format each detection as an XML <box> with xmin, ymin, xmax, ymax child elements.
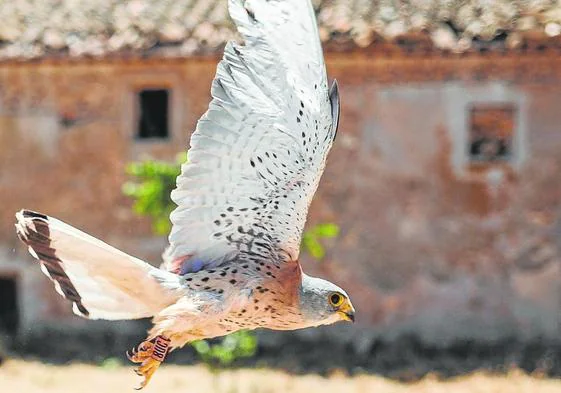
<box><xmin>121</xmin><ymin>72</ymin><xmax>184</xmax><ymax>155</ymax></box>
<box><xmin>444</xmin><ymin>82</ymin><xmax>528</xmax><ymax>177</ymax></box>
<box><xmin>467</xmin><ymin>103</ymin><xmax>516</xmax><ymax>164</ymax></box>
<box><xmin>135</xmin><ymin>88</ymin><xmax>171</xmax><ymax>141</ymax></box>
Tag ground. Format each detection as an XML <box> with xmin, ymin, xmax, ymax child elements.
<box><xmin>2</xmin><ymin>359</ymin><xmax>561</xmax><ymax>393</ymax></box>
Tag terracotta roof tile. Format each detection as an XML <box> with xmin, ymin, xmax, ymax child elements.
<box><xmin>0</xmin><ymin>0</ymin><xmax>560</xmax><ymax>60</ymax></box>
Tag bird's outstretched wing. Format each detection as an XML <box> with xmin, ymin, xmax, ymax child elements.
<box><xmin>165</xmin><ymin>0</ymin><xmax>339</xmax><ymax>274</ymax></box>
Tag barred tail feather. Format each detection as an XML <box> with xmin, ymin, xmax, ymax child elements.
<box><xmin>15</xmin><ymin>210</ymin><xmax>180</xmax><ymax>320</ymax></box>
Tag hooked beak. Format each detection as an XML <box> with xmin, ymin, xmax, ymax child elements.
<box><xmin>338</xmin><ymin>302</ymin><xmax>355</xmax><ymax>323</ymax></box>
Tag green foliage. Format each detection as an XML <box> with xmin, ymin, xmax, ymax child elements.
<box><xmin>123</xmin><ymin>153</ymin><xmax>339</xmax><ymax>367</ymax></box>
<box><xmin>190</xmin><ymin>330</ymin><xmax>258</xmax><ymax>368</ymax></box>
<box><xmin>301</xmin><ymin>222</ymin><xmax>340</xmax><ymax>260</ymax></box>
<box><xmin>99</xmin><ymin>357</ymin><xmax>122</xmax><ymax>370</ymax></box>
<box><xmin>122</xmin><ymin>152</ymin><xmax>186</xmax><ymax>235</ymax></box>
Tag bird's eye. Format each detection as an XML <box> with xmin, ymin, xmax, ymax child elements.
<box><xmin>329</xmin><ymin>292</ymin><xmax>344</xmax><ymax>307</ymax></box>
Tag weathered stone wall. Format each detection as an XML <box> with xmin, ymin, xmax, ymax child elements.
<box><xmin>306</xmin><ymin>53</ymin><xmax>561</xmax><ymax>344</ymax></box>
<box><xmin>0</xmin><ymin>59</ymin><xmax>218</xmax><ymax>326</ymax></box>
<box><xmin>1</xmin><ymin>53</ymin><xmax>560</xmax><ymax>345</ymax></box>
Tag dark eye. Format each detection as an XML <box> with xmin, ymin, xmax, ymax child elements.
<box><xmin>329</xmin><ymin>293</ymin><xmax>344</xmax><ymax>307</ymax></box>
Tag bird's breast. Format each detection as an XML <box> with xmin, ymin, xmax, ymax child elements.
<box><xmin>220</xmin><ymin>272</ymin><xmax>306</xmax><ymax>331</ymax></box>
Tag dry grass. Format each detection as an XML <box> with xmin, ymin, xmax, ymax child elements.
<box><xmin>1</xmin><ymin>359</ymin><xmax>561</xmax><ymax>393</ymax></box>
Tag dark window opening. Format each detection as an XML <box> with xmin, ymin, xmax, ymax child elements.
<box><xmin>137</xmin><ymin>89</ymin><xmax>170</xmax><ymax>139</ymax></box>
<box><xmin>469</xmin><ymin>105</ymin><xmax>515</xmax><ymax>163</ymax></box>
<box><xmin>0</xmin><ymin>276</ymin><xmax>19</xmax><ymax>335</ymax></box>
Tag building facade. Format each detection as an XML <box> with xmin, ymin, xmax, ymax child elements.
<box><xmin>0</xmin><ymin>0</ymin><xmax>560</xmax><ymax>347</ymax></box>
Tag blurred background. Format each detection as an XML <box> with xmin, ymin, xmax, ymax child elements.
<box><xmin>1</xmin><ymin>0</ymin><xmax>561</xmax><ymax>391</ymax></box>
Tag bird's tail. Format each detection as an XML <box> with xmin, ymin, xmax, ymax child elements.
<box><xmin>15</xmin><ymin>210</ymin><xmax>181</xmax><ymax>320</ymax></box>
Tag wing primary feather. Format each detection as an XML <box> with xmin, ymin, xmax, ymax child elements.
<box><xmin>329</xmin><ymin>79</ymin><xmax>340</xmax><ymax>141</ymax></box>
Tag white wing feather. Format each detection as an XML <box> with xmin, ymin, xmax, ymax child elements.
<box><xmin>166</xmin><ymin>0</ymin><xmax>337</xmax><ymax>268</ymax></box>
<box><xmin>16</xmin><ymin>210</ymin><xmax>181</xmax><ymax>320</ymax></box>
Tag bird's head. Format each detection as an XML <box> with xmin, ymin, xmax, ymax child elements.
<box><xmin>298</xmin><ymin>274</ymin><xmax>355</xmax><ymax>327</ymax></box>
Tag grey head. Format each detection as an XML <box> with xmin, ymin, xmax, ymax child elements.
<box><xmin>298</xmin><ymin>273</ymin><xmax>355</xmax><ymax>328</ymax></box>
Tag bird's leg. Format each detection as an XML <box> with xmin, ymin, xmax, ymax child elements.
<box><xmin>127</xmin><ymin>335</ymin><xmax>171</xmax><ymax>390</ymax></box>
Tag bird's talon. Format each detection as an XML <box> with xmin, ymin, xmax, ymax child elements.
<box><xmin>134</xmin><ymin>358</ymin><xmax>161</xmax><ymax>389</ymax></box>
<box><xmin>127</xmin><ymin>336</ymin><xmax>170</xmax><ymax>388</ymax></box>
<box><xmin>127</xmin><ymin>340</ymin><xmax>156</xmax><ymax>363</ymax></box>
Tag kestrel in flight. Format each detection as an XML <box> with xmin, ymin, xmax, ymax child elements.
<box><xmin>15</xmin><ymin>0</ymin><xmax>354</xmax><ymax>388</ymax></box>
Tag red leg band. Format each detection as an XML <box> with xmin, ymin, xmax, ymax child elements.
<box><xmin>151</xmin><ymin>336</ymin><xmax>170</xmax><ymax>362</ymax></box>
